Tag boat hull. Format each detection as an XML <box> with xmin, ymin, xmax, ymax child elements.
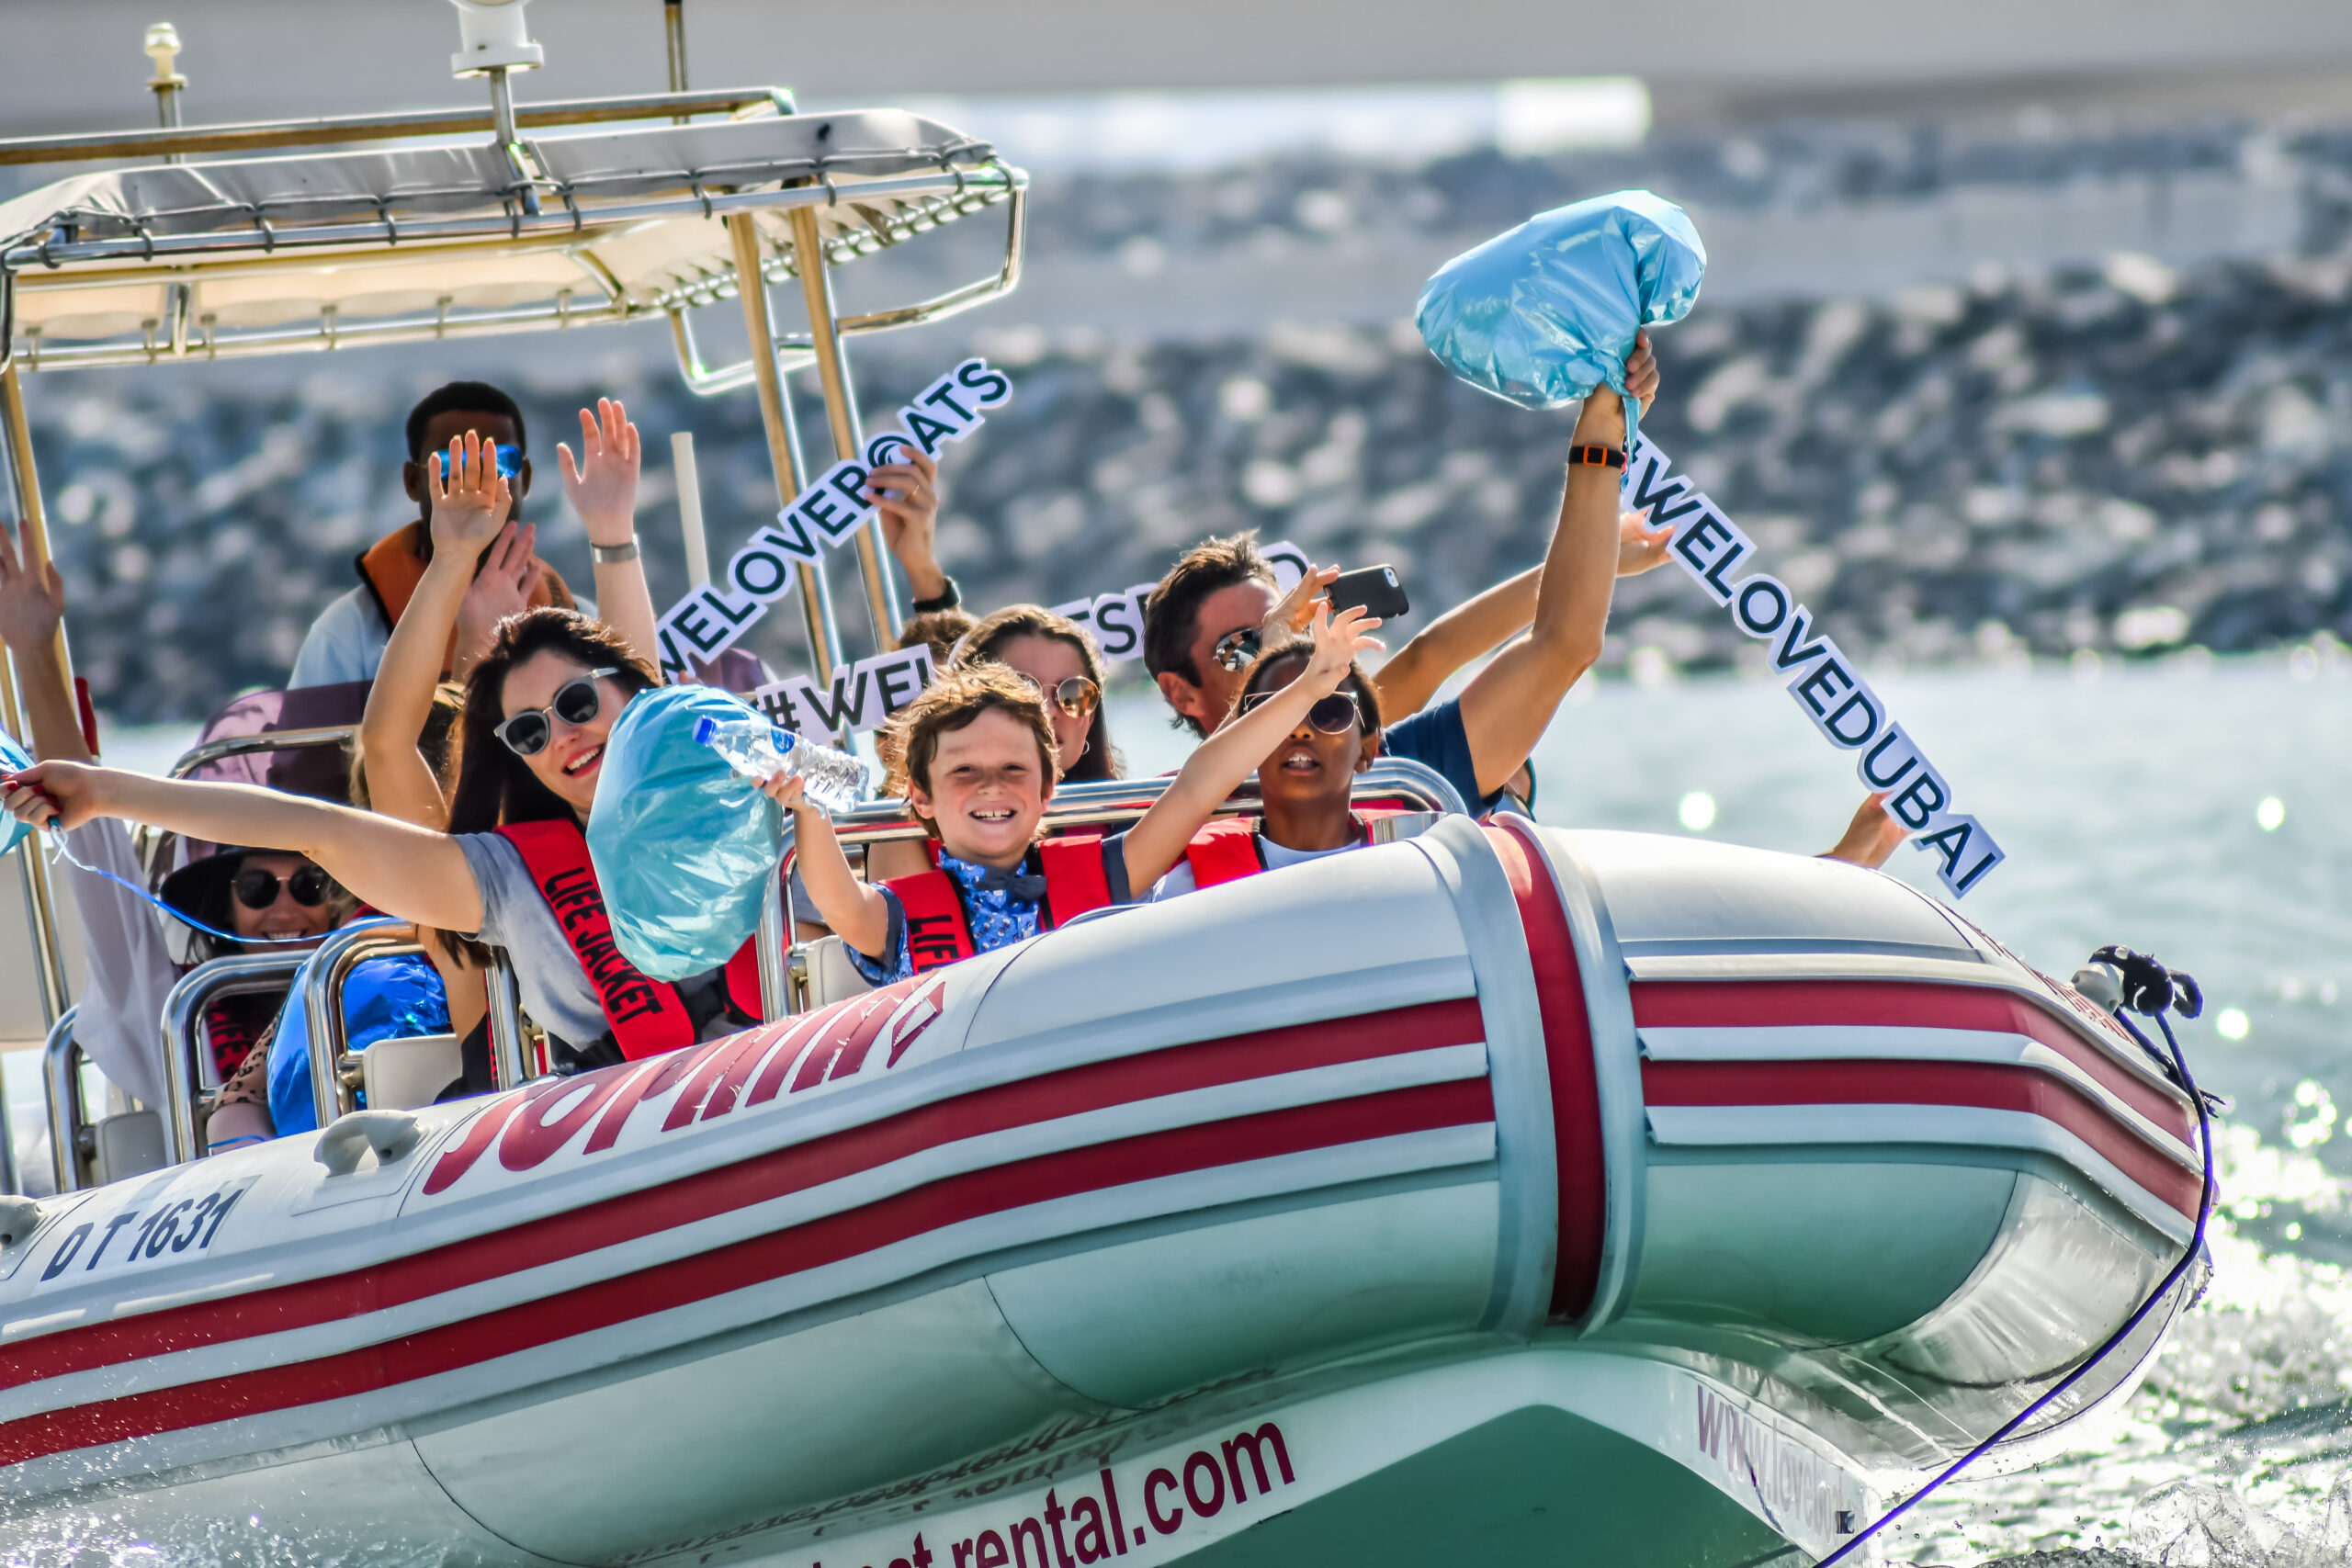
<box><xmin>0</xmin><ymin>818</ymin><xmax>2199</xmax><ymax>1565</ymax></box>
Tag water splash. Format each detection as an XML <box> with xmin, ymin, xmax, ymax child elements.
<box><xmin>1869</xmin><ymin>1125</ymin><xmax>2352</xmax><ymax>1565</ymax></box>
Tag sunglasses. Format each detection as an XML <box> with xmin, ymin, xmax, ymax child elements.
<box><xmin>1014</xmin><ymin>671</ymin><xmax>1100</xmax><ymax>719</ymax></box>
<box><xmin>1210</xmin><ymin>626</ymin><xmax>1263</xmax><ymax>674</ymax></box>
<box><xmin>1240</xmin><ymin>688</ymin><xmax>1361</xmax><ymax>735</ymax></box>
<box><xmin>427</xmin><ymin>443</ymin><xmax>525</xmax><ymax>480</ymax></box>
<box><xmin>234</xmin><ymin>863</ymin><xmax>336</xmax><ymax>910</ymax></box>
<box><xmin>494</xmin><ymin>668</ymin><xmax>616</xmax><ymax>758</ymax></box>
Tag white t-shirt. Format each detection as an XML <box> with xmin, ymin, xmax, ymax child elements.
<box><xmin>55</xmin><ymin>818</ymin><xmax>176</xmax><ymax>1110</ymax></box>
<box><xmin>1148</xmin><ymin>832</ymin><xmax>1365</xmax><ymax>902</ymax></box>
<box><xmin>288</xmin><ymin>586</ymin><xmax>389</xmax><ymax>690</ymax></box>
<box><xmin>288</xmin><ymin>582</ymin><xmax>599</xmax><ymax>689</ymax></box>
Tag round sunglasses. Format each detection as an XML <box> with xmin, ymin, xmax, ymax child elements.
<box><xmin>495</xmin><ymin>667</ymin><xmax>617</xmax><ymax>757</ymax></box>
<box><xmin>1239</xmin><ymin>688</ymin><xmax>1361</xmax><ymax>735</ymax></box>
<box><xmin>1014</xmin><ymin>671</ymin><xmax>1101</xmax><ymax>718</ymax></box>
<box><xmin>234</xmin><ymin>863</ymin><xmax>336</xmax><ymax>910</ymax></box>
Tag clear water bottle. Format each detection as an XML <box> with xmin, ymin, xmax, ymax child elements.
<box><xmin>694</xmin><ymin>714</ymin><xmax>873</xmax><ymax>815</ymax></box>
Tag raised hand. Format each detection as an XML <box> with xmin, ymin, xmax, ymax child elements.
<box><xmin>2</xmin><ymin>760</ymin><xmax>99</xmax><ymax>831</ymax></box>
<box><xmin>1617</xmin><ymin>510</ymin><xmax>1673</xmax><ymax>576</ymax></box>
<box><xmin>0</xmin><ymin>525</ymin><xmax>66</xmax><ymax>654</ymax></box>
<box><xmin>867</xmin><ymin>450</ymin><xmax>946</xmax><ymax>601</ymax></box>
<box><xmin>1821</xmin><ymin>793</ymin><xmax>1908</xmax><ymax>870</ymax></box>
<box><xmin>1624</xmin><ymin>330</ymin><xmax>1659</xmax><ymax>416</ymax></box>
<box><xmin>1304</xmin><ymin>603</ymin><xmax>1384</xmax><ymax>693</ymax></box>
<box><xmin>559</xmin><ymin>397</ymin><xmax>641</xmax><ymax>548</ymax></box>
<box><xmin>1265</xmin><ymin>561</ymin><xmax>1342</xmax><ymax>637</ymax></box>
<box><xmin>454</xmin><ymin>520</ymin><xmax>539</xmax><ymax>675</ymax></box>
<box><xmin>427</xmin><ymin>430</ymin><xmax>513</xmax><ymax>557</ymax></box>
<box><xmin>759</xmin><ymin>768</ymin><xmax>814</xmax><ymax>816</ymax></box>
<box><xmin>1571</xmin><ymin>332</ymin><xmax>1657</xmax><ymax>449</ymax></box>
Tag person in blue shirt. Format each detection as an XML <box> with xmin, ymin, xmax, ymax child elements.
<box><xmin>1141</xmin><ymin>337</ymin><xmax>1666</xmax><ymax>814</ymax></box>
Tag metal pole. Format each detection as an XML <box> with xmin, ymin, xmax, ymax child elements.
<box><xmin>727</xmin><ymin>212</ymin><xmax>843</xmax><ymax>680</ymax></box>
<box><xmin>786</xmin><ymin>205</ymin><xmax>902</xmax><ymax>650</ymax></box>
<box><xmin>486</xmin><ymin>955</ymin><xmax>530</xmax><ymax>1090</ymax></box>
<box><xmin>673</xmin><ymin>431</ymin><xmax>711</xmax><ymax>589</ymax></box>
<box><xmin>0</xmin><ymin>365</ymin><xmax>74</xmax><ymax>1029</ymax></box>
<box><xmin>42</xmin><ymin>1010</ymin><xmax>85</xmax><ymax>1191</ymax></box>
<box><xmin>488</xmin><ymin>67</ymin><xmax>520</xmax><ymax>148</ymax></box>
<box><xmin>144</xmin><ymin>23</ymin><xmax>187</xmax><ymax>165</ymax></box>
<box><xmin>756</xmin><ymin>858</ymin><xmax>790</xmax><ymax>1022</ymax></box>
<box><xmin>664</xmin><ymin>0</ymin><xmax>690</xmax><ymax>119</ymax></box>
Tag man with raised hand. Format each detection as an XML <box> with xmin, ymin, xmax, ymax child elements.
<box><xmin>290</xmin><ymin>381</ymin><xmax>582</xmax><ymax>689</ymax></box>
<box><xmin>1140</xmin><ymin>336</ymin><xmax>1664</xmax><ymax>814</ymax></box>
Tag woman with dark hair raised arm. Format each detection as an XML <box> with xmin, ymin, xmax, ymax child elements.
<box><xmin>5</xmin><ymin>428</ymin><xmax>759</xmax><ymax>1081</ymax></box>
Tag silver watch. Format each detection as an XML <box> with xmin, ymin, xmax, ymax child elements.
<box><xmin>591</xmin><ymin>537</ymin><xmax>641</xmax><ymax>564</ymax></box>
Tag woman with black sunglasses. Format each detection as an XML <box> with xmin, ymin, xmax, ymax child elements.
<box><xmin>1143</xmin><ymin>637</ymin><xmax>1391</xmax><ymax>900</ymax></box>
<box><xmin>0</xmin><ymin>416</ymin><xmax>763</xmax><ymax>1095</ymax></box>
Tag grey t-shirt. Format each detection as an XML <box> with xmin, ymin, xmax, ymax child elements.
<box><xmin>456</xmin><ymin>832</ymin><xmax>615</xmax><ymax>1050</ymax></box>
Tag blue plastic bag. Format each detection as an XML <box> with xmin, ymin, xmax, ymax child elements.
<box><xmin>1416</xmin><ymin>189</ymin><xmax>1704</xmax><ymax>437</ymax></box>
<box><xmin>587</xmin><ymin>684</ymin><xmax>785</xmax><ymax>981</ymax></box>
<box><xmin>0</xmin><ymin>726</ymin><xmax>30</xmax><ymax>859</ymax></box>
<box><xmin>266</xmin><ymin>945</ymin><xmax>451</xmax><ymax>1136</ymax></box>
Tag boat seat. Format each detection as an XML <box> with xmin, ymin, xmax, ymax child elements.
<box><xmin>797</xmin><ymin>935</ymin><xmax>875</xmax><ymax>1010</ymax></box>
<box><xmin>362</xmin><ymin>1032</ymin><xmax>463</xmax><ymax>1112</ymax></box>
<box><xmin>92</xmin><ymin>1110</ymin><xmax>167</xmax><ymax>1184</ymax></box>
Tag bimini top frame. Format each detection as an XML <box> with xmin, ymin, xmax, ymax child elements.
<box><xmin>0</xmin><ymin>107</ymin><xmax>1025</xmax><ymax>382</ymax></box>
<box><xmin>0</xmin><ymin>42</ymin><xmax>1033</xmax><ymax>1181</ymax></box>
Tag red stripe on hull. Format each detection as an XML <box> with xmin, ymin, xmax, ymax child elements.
<box><xmin>2</xmin><ymin>999</ymin><xmax>1483</xmax><ymax>1390</ymax></box>
<box><xmin>1642</xmin><ymin>1057</ymin><xmax>2200</xmax><ymax>1217</ymax></box>
<box><xmin>1631</xmin><ymin>979</ymin><xmax>2192</xmax><ymax>1141</ymax></box>
<box><xmin>0</xmin><ymin>1080</ymin><xmax>1494</xmax><ymax>1470</ymax></box>
<box><xmin>1483</xmin><ymin>821</ymin><xmax>1606</xmax><ymax>1321</ymax></box>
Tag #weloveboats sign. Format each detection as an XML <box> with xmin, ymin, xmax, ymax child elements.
<box><xmin>652</xmin><ymin>357</ymin><xmax>1015</xmax><ymax>681</ymax></box>
<box><xmin>1623</xmin><ymin>439</ymin><xmax>2005</xmax><ymax>898</ymax></box>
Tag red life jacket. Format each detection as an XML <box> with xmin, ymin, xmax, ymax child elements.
<box><xmin>203</xmin><ymin>992</ymin><xmax>277</xmax><ymax>1081</ymax></box>
<box><xmin>497</xmin><ymin>819</ymin><xmax>762</xmax><ymax>1060</ymax></box>
<box><xmin>881</xmin><ymin>835</ymin><xmax>1115</xmax><ymax>974</ymax></box>
<box><xmin>1181</xmin><ymin>808</ymin><xmax>1416</xmax><ymax>891</ymax></box>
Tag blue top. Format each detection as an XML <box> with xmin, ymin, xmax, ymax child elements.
<box><xmin>266</xmin><ymin>950</ymin><xmax>452</xmax><ymax>1136</ymax></box>
<box><xmin>1381</xmin><ymin>696</ymin><xmax>1497</xmax><ymax>815</ymax></box>
<box><xmin>847</xmin><ymin>832</ymin><xmax>1132</xmax><ymax>985</ymax></box>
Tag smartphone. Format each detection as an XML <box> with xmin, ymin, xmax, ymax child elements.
<box><xmin>1328</xmin><ymin>564</ymin><xmax>1409</xmax><ymax>619</ymax></box>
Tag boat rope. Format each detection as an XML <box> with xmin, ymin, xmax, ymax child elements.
<box><xmin>40</xmin><ymin>827</ymin><xmax>351</xmax><ymax>946</ymax></box>
<box><xmin>1815</xmin><ymin>946</ymin><xmax>2217</xmax><ymax>1568</ymax></box>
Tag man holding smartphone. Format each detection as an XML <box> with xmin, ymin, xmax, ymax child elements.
<box><xmin>1141</xmin><ymin>335</ymin><xmax>1664</xmax><ymax>812</ymax></box>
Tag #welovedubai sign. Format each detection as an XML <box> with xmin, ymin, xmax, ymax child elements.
<box><xmin>651</xmin><ymin>357</ymin><xmax>1014</xmax><ymax>680</ymax></box>
<box><xmin>1624</xmin><ymin>439</ymin><xmax>2005</xmax><ymax>898</ymax></box>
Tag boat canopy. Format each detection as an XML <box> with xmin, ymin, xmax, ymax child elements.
<box><xmin>0</xmin><ymin>109</ymin><xmax>1023</xmax><ymax>373</ymax></box>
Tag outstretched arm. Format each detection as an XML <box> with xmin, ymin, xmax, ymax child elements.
<box><xmin>360</xmin><ymin>432</ymin><xmax>512</xmax><ymax>829</ymax></box>
<box><xmin>5</xmin><ymin>762</ymin><xmax>483</xmax><ymax>934</ymax></box>
<box><xmin>1120</xmin><ymin>605</ymin><xmax>1385</xmax><ymax>889</ymax></box>
<box><xmin>0</xmin><ymin>526</ymin><xmax>90</xmax><ymax>763</ymax></box>
<box><xmin>1453</xmin><ymin>335</ymin><xmax>1658</xmax><ymax>796</ymax></box>
<box><xmin>771</xmin><ymin>782</ymin><xmax>893</xmax><ymax>959</ymax></box>
<box><xmin>561</xmin><ymin>398</ymin><xmax>660</xmax><ymax>673</ymax></box>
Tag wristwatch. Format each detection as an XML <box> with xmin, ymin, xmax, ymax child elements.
<box><xmin>910</xmin><ymin>575</ymin><xmax>961</xmax><ymax>614</ymax></box>
<box><xmin>592</xmin><ymin>536</ymin><xmax>641</xmax><ymax>564</ymax></box>
<box><xmin>1566</xmin><ymin>445</ymin><xmax>1627</xmax><ymax>470</ymax></box>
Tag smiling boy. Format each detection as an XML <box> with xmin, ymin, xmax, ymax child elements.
<box><xmin>773</xmin><ymin>605</ymin><xmax>1383</xmax><ymax>982</ymax></box>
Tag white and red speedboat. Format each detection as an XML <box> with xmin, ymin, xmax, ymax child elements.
<box><xmin>0</xmin><ymin>816</ymin><xmax>2202</xmax><ymax>1567</ymax></box>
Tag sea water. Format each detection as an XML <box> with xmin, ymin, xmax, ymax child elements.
<box><xmin>8</xmin><ymin>655</ymin><xmax>2348</xmax><ymax>1565</ymax></box>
